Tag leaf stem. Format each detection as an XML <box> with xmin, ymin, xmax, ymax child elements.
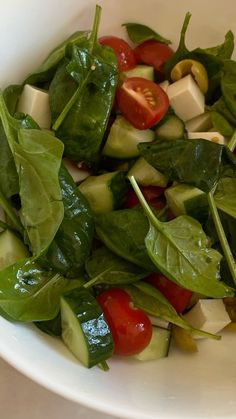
<box><xmin>89</xmin><ymin>5</ymin><xmax>101</xmax><ymax>51</ymax></box>
<box><xmin>207</xmin><ymin>191</ymin><xmax>236</xmax><ymax>285</ymax></box>
<box><xmin>128</xmin><ymin>176</ymin><xmax>161</xmax><ymax>227</ymax></box>
<box><xmin>98</xmin><ymin>360</ymin><xmax>109</xmax><ymax>371</ymax></box>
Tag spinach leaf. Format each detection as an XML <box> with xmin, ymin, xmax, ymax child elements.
<box><xmin>3</xmin><ymin>84</ymin><xmax>23</xmax><ymax>115</ymax></box>
<box><xmin>0</xmin><ymin>123</ymin><xmax>19</xmax><ymax>198</ymax></box>
<box><xmin>122</xmin><ymin>23</ymin><xmax>171</xmax><ymax>45</ymax></box>
<box><xmin>209</xmin><ymin>96</ymin><xmax>236</xmax><ymax>126</ymax></box>
<box><xmin>39</xmin><ymin>164</ymin><xmax>94</xmax><ymax>277</ymax></box>
<box><xmin>0</xmin><ymin>92</ymin><xmax>65</xmax><ymax>254</ymax></box>
<box><xmin>25</xmin><ymin>31</ymin><xmax>90</xmax><ymax>86</ymax></box>
<box><xmin>138</xmin><ymin>138</ymin><xmax>236</xmax><ymax>193</ymax></box>
<box><xmin>0</xmin><ymin>258</ymin><xmax>68</xmax><ymax>322</ymax></box>
<box><xmin>203</xmin><ymin>30</ymin><xmax>234</xmax><ymax>60</ymax></box>
<box><xmin>126</xmin><ymin>282</ymin><xmax>220</xmax><ymax>339</ymax></box>
<box><xmin>221</xmin><ymin>60</ymin><xmax>236</xmax><ymax>119</ymax></box>
<box><xmin>214</xmin><ymin>177</ymin><xmax>236</xmax><ymax>219</ymax></box>
<box><xmin>164</xmin><ymin>12</ymin><xmax>191</xmax><ymax>76</ymax></box>
<box><xmin>85</xmin><ymin>246</ymin><xmax>149</xmax><ymax>287</ymax></box>
<box><xmin>95</xmin><ymin>208</ymin><xmax>156</xmax><ymax>271</ymax></box>
<box><xmin>129</xmin><ymin>176</ymin><xmax>234</xmax><ymax>298</ymax></box>
<box><xmin>50</xmin><ymin>5</ymin><xmax>118</xmax><ymax>165</ymax></box>
<box><xmin>210</xmin><ymin>111</ymin><xmax>234</xmax><ymax>137</ymax></box>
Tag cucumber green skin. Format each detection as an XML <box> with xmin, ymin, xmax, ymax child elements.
<box><xmin>109</xmin><ymin>171</ymin><xmax>128</xmax><ymax>210</ymax></box>
<box><xmin>155</xmin><ymin>114</ymin><xmax>185</xmax><ymax>140</ymax></box>
<box><xmin>61</xmin><ymin>287</ymin><xmax>114</xmax><ymax>368</ymax></box>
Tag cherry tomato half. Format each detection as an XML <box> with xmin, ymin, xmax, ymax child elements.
<box><xmin>124</xmin><ymin>185</ymin><xmax>165</xmax><ymax>208</ymax></box>
<box><xmin>134</xmin><ymin>40</ymin><xmax>173</xmax><ymax>77</ymax></box>
<box><xmin>145</xmin><ymin>273</ymin><xmax>193</xmax><ymax>313</ymax></box>
<box><xmin>97</xmin><ymin>288</ymin><xmax>152</xmax><ymax>356</ymax></box>
<box><xmin>116</xmin><ymin>77</ymin><xmax>169</xmax><ymax>130</ymax></box>
<box><xmin>99</xmin><ymin>36</ymin><xmax>136</xmax><ymax>72</ymax></box>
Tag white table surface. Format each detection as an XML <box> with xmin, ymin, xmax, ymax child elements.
<box><xmin>0</xmin><ymin>357</ymin><xmax>118</xmax><ymax>419</ymax></box>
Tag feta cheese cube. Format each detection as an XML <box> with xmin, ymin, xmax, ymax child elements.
<box><xmin>183</xmin><ymin>299</ymin><xmax>231</xmax><ymax>338</ymax></box>
<box><xmin>185</xmin><ymin>112</ymin><xmax>212</xmax><ymax>132</ymax></box>
<box><xmin>63</xmin><ymin>158</ymin><xmax>91</xmax><ymax>184</ymax></box>
<box><xmin>166</xmin><ymin>75</ymin><xmax>205</xmax><ymax>121</ymax></box>
<box><xmin>17</xmin><ymin>84</ymin><xmax>51</xmax><ymax>129</ymax></box>
<box><xmin>188</xmin><ymin>131</ymin><xmax>225</xmax><ymax>145</ymax></box>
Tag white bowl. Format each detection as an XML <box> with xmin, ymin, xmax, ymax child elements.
<box><xmin>1</xmin><ymin>1</ymin><xmax>236</xmax><ymax>418</ymax></box>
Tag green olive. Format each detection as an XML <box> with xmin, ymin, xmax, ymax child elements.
<box><xmin>171</xmin><ymin>59</ymin><xmax>208</xmax><ymax>94</ymax></box>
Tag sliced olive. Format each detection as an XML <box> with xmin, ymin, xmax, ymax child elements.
<box><xmin>171</xmin><ymin>59</ymin><xmax>208</xmax><ymax>94</ymax></box>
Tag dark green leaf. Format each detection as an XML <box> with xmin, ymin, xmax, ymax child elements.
<box><xmin>122</xmin><ymin>22</ymin><xmax>171</xmax><ymax>45</ymax></box>
<box><xmin>39</xmin><ymin>164</ymin><xmax>94</xmax><ymax>277</ymax></box>
<box><xmin>129</xmin><ymin>177</ymin><xmax>234</xmax><ymax>298</ymax></box>
<box><xmin>215</xmin><ymin>177</ymin><xmax>236</xmax><ymax>219</ymax></box>
<box><xmin>221</xmin><ymin>60</ymin><xmax>236</xmax><ymax>119</ymax></box>
<box><xmin>95</xmin><ymin>208</ymin><xmax>156</xmax><ymax>271</ymax></box>
<box><xmin>164</xmin><ymin>12</ymin><xmax>191</xmax><ymax>76</ymax></box>
<box><xmin>202</xmin><ymin>30</ymin><xmax>234</xmax><ymax>59</ymax></box>
<box><xmin>85</xmin><ymin>246</ymin><xmax>149</xmax><ymax>287</ymax></box>
<box><xmin>3</xmin><ymin>84</ymin><xmax>23</xmax><ymax>115</ymax></box>
<box><xmin>138</xmin><ymin>138</ymin><xmax>236</xmax><ymax>193</ymax></box>
<box><xmin>25</xmin><ymin>31</ymin><xmax>90</xmax><ymax>86</ymax></box>
<box><xmin>0</xmin><ymin>122</ymin><xmax>19</xmax><ymax>197</ymax></box>
<box><xmin>209</xmin><ymin>96</ymin><xmax>236</xmax><ymax>126</ymax></box>
<box><xmin>210</xmin><ymin>111</ymin><xmax>234</xmax><ymax>137</ymax></box>
<box><xmin>0</xmin><ymin>259</ymin><xmax>68</xmax><ymax>322</ymax></box>
<box><xmin>126</xmin><ymin>282</ymin><xmax>220</xmax><ymax>339</ymax></box>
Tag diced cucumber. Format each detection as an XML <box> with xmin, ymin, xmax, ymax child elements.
<box><xmin>155</xmin><ymin>114</ymin><xmax>185</xmax><ymax>140</ymax></box>
<box><xmin>164</xmin><ymin>183</ymin><xmax>208</xmax><ymax>221</ymax></box>
<box><xmin>134</xmin><ymin>326</ymin><xmax>171</xmax><ymax>361</ymax></box>
<box><xmin>61</xmin><ymin>287</ymin><xmax>114</xmax><ymax>368</ymax></box>
<box><xmin>122</xmin><ymin>65</ymin><xmax>154</xmax><ymax>81</ymax></box>
<box><xmin>79</xmin><ymin>171</ymin><xmax>127</xmax><ymax>214</ymax></box>
<box><xmin>128</xmin><ymin>157</ymin><xmax>168</xmax><ymax>187</ymax></box>
<box><xmin>185</xmin><ymin>112</ymin><xmax>212</xmax><ymax>132</ymax></box>
<box><xmin>0</xmin><ymin>230</ymin><xmax>29</xmax><ymax>270</ymax></box>
<box><xmin>102</xmin><ymin>115</ymin><xmax>154</xmax><ymax>159</ymax></box>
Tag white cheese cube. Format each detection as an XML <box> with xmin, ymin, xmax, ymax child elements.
<box><xmin>148</xmin><ymin>315</ymin><xmax>169</xmax><ymax>329</ymax></box>
<box><xmin>166</xmin><ymin>75</ymin><xmax>205</xmax><ymax>121</ymax></box>
<box><xmin>188</xmin><ymin>131</ymin><xmax>225</xmax><ymax>145</ymax></box>
<box><xmin>185</xmin><ymin>112</ymin><xmax>212</xmax><ymax>132</ymax></box>
<box><xmin>17</xmin><ymin>84</ymin><xmax>51</xmax><ymax>129</ymax></box>
<box><xmin>158</xmin><ymin>80</ymin><xmax>170</xmax><ymax>92</ymax></box>
<box><xmin>63</xmin><ymin>158</ymin><xmax>91</xmax><ymax>184</ymax></box>
<box><xmin>183</xmin><ymin>299</ymin><xmax>231</xmax><ymax>338</ymax></box>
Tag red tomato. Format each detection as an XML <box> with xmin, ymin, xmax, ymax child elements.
<box><xmin>134</xmin><ymin>40</ymin><xmax>173</xmax><ymax>76</ymax></box>
<box><xmin>99</xmin><ymin>36</ymin><xmax>136</xmax><ymax>72</ymax></box>
<box><xmin>116</xmin><ymin>77</ymin><xmax>169</xmax><ymax>129</ymax></box>
<box><xmin>145</xmin><ymin>273</ymin><xmax>193</xmax><ymax>313</ymax></box>
<box><xmin>124</xmin><ymin>186</ymin><xmax>165</xmax><ymax>208</ymax></box>
<box><xmin>97</xmin><ymin>288</ymin><xmax>152</xmax><ymax>356</ymax></box>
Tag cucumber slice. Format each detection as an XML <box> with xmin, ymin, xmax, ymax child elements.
<box><xmin>122</xmin><ymin>65</ymin><xmax>154</xmax><ymax>81</ymax></box>
<box><xmin>134</xmin><ymin>326</ymin><xmax>171</xmax><ymax>361</ymax></box>
<box><xmin>61</xmin><ymin>287</ymin><xmax>114</xmax><ymax>368</ymax></box>
<box><xmin>0</xmin><ymin>230</ymin><xmax>29</xmax><ymax>270</ymax></box>
<box><xmin>128</xmin><ymin>157</ymin><xmax>168</xmax><ymax>187</ymax></box>
<box><xmin>155</xmin><ymin>114</ymin><xmax>185</xmax><ymax>140</ymax></box>
<box><xmin>103</xmin><ymin>115</ymin><xmax>154</xmax><ymax>159</ymax></box>
<box><xmin>79</xmin><ymin>171</ymin><xmax>127</xmax><ymax>214</ymax></box>
<box><xmin>164</xmin><ymin>183</ymin><xmax>208</xmax><ymax>221</ymax></box>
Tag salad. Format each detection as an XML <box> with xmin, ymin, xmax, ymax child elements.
<box><xmin>0</xmin><ymin>4</ymin><xmax>236</xmax><ymax>369</ymax></box>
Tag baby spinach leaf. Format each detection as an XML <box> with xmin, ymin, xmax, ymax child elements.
<box><xmin>25</xmin><ymin>30</ymin><xmax>90</xmax><ymax>86</ymax></box>
<box><xmin>95</xmin><ymin>208</ymin><xmax>156</xmax><ymax>271</ymax></box>
<box><xmin>210</xmin><ymin>111</ymin><xmax>234</xmax><ymax>137</ymax></box>
<box><xmin>85</xmin><ymin>246</ymin><xmax>149</xmax><ymax>287</ymax></box>
<box><xmin>164</xmin><ymin>12</ymin><xmax>191</xmax><ymax>76</ymax></box>
<box><xmin>122</xmin><ymin>22</ymin><xmax>171</xmax><ymax>45</ymax></box>
<box><xmin>38</xmin><ymin>164</ymin><xmax>94</xmax><ymax>277</ymax></box>
<box><xmin>139</xmin><ymin>138</ymin><xmax>236</xmax><ymax>193</ymax></box>
<box><xmin>50</xmin><ymin>5</ymin><xmax>118</xmax><ymax>164</ymax></box>
<box><xmin>35</xmin><ymin>313</ymin><xmax>62</xmax><ymax>336</ymax></box>
<box><xmin>126</xmin><ymin>282</ymin><xmax>220</xmax><ymax>339</ymax></box>
<box><xmin>221</xmin><ymin>60</ymin><xmax>236</xmax><ymax>119</ymax></box>
<box><xmin>209</xmin><ymin>96</ymin><xmax>236</xmax><ymax>126</ymax></box>
<box><xmin>0</xmin><ymin>123</ymin><xmax>19</xmax><ymax>198</ymax></box>
<box><xmin>3</xmin><ymin>84</ymin><xmax>23</xmax><ymax>115</ymax></box>
<box><xmin>0</xmin><ymin>258</ymin><xmax>68</xmax><ymax>322</ymax></box>
<box><xmin>214</xmin><ymin>177</ymin><xmax>236</xmax><ymax>219</ymax></box>
<box><xmin>129</xmin><ymin>176</ymin><xmax>234</xmax><ymax>298</ymax></box>
<box><xmin>202</xmin><ymin>30</ymin><xmax>234</xmax><ymax>60</ymax></box>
